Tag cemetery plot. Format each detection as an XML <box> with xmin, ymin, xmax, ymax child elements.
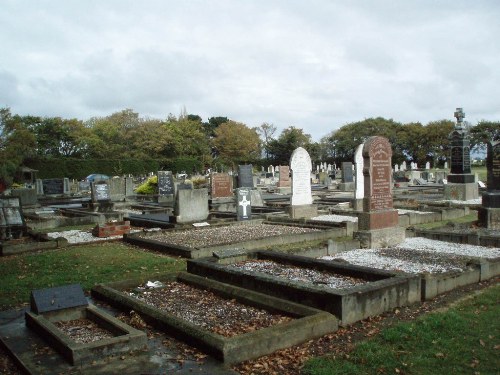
<box><xmin>320</xmin><ymin>237</ymin><xmax>500</xmax><ymax>300</ymax></box>
<box><xmin>25</xmin><ymin>301</ymin><xmax>146</xmax><ymax>366</ymax></box>
<box><xmin>187</xmin><ymin>251</ymin><xmax>421</xmax><ymax>325</ymax></box>
<box><xmin>92</xmin><ymin>272</ymin><xmax>338</xmax><ymax>364</ymax></box>
<box><xmin>125</xmin><ymin>222</ymin><xmax>340</xmax><ymax>258</ymax></box>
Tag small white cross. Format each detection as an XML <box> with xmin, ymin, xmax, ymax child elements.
<box><xmin>239</xmin><ymin>195</ymin><xmax>251</xmax><ymax>217</ymax></box>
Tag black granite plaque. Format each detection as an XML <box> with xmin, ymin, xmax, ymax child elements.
<box><xmin>449</xmin><ymin>130</ymin><xmax>472</xmax><ymax>175</ymax></box>
<box><xmin>237</xmin><ymin>165</ymin><xmax>254</xmax><ymax>188</ymax></box>
<box><xmin>487</xmin><ymin>141</ymin><xmax>500</xmax><ymax>191</ymax></box>
<box><xmin>236</xmin><ymin>188</ymin><xmax>252</xmax><ymax>220</ymax></box>
<box><xmin>42</xmin><ymin>178</ymin><xmax>64</xmax><ymax>195</ymax></box>
<box><xmin>30</xmin><ymin>284</ymin><xmax>88</xmax><ymax>314</ymax></box>
<box><xmin>92</xmin><ymin>182</ymin><xmax>111</xmax><ymax>201</ymax></box>
<box><xmin>158</xmin><ymin>171</ymin><xmax>175</xmax><ymax>195</ymax></box>
<box><xmin>341</xmin><ymin>162</ymin><xmax>354</xmax><ymax>183</ymax></box>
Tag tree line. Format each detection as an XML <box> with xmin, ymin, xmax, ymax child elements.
<box><xmin>0</xmin><ymin>107</ymin><xmax>498</xmax><ymax>185</ymax></box>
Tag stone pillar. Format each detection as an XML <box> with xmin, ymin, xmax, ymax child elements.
<box><xmin>443</xmin><ymin>107</ymin><xmax>478</xmax><ymax>200</ymax></box>
<box><xmin>354</xmin><ymin>136</ymin><xmax>405</xmax><ymax>248</ymax></box>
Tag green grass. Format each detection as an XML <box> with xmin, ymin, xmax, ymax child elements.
<box><xmin>413</xmin><ymin>213</ymin><xmax>478</xmax><ymax>230</ymax></box>
<box><xmin>471</xmin><ymin>165</ymin><xmax>487</xmax><ymax>182</ymax></box>
<box><xmin>0</xmin><ymin>242</ymin><xmax>186</xmax><ymax>310</ymax></box>
<box><xmin>302</xmin><ymin>284</ymin><xmax>500</xmax><ymax>375</ymax></box>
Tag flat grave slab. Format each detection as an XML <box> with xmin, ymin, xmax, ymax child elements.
<box><xmin>321</xmin><ymin>237</ymin><xmax>500</xmax><ymax>300</ymax></box>
<box><xmin>124</xmin><ymin>221</ymin><xmax>343</xmax><ymax>258</ymax></box>
<box><xmin>91</xmin><ymin>272</ymin><xmax>337</xmax><ymax>364</ymax></box>
<box><xmin>187</xmin><ymin>251</ymin><xmax>421</xmax><ymax>325</ymax></box>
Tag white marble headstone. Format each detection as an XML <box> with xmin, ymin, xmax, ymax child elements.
<box><xmin>425</xmin><ymin>161</ymin><xmax>430</xmax><ymax>170</ymax></box>
<box><xmin>290</xmin><ymin>147</ymin><xmax>313</xmax><ymax>206</ymax></box>
<box><xmin>354</xmin><ymin>143</ymin><xmax>365</xmax><ymax>200</ymax></box>
<box><xmin>401</xmin><ymin>161</ymin><xmax>407</xmax><ymax>171</ymax></box>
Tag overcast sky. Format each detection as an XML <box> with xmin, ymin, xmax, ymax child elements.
<box><xmin>1</xmin><ymin>0</ymin><xmax>499</xmax><ymax>140</ymax></box>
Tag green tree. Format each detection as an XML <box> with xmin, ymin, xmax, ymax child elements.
<box><xmin>212</xmin><ymin>120</ymin><xmax>260</xmax><ymax>167</ymax></box>
<box><xmin>203</xmin><ymin>116</ymin><xmax>228</xmax><ymax>138</ymax></box>
<box><xmin>163</xmin><ymin>117</ymin><xmax>211</xmax><ymax>160</ymax></box>
<box><xmin>267</xmin><ymin>126</ymin><xmax>314</xmax><ymax>165</ymax></box>
<box><xmin>470</xmin><ymin>120</ymin><xmax>500</xmax><ymax>153</ymax></box>
<box><xmin>256</xmin><ymin>122</ymin><xmax>277</xmax><ymax>160</ymax></box>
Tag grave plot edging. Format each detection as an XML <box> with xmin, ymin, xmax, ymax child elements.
<box><xmin>187</xmin><ymin>253</ymin><xmax>421</xmax><ymax>326</ymax></box>
<box><xmin>91</xmin><ymin>271</ymin><xmax>338</xmax><ymax>364</ymax></box>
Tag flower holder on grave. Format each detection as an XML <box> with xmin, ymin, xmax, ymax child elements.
<box><xmin>353</xmin><ymin>137</ymin><xmax>405</xmax><ymax>248</ymax></box>
<box><xmin>25</xmin><ymin>284</ymin><xmax>147</xmax><ymax>366</ymax></box>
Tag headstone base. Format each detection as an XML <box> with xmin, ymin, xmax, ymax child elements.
<box><xmin>286</xmin><ymin>204</ymin><xmax>318</xmax><ymax>219</ymax></box>
<box><xmin>158</xmin><ymin>194</ymin><xmax>174</xmax><ymax>207</ymax></box>
<box><xmin>447</xmin><ymin>174</ymin><xmax>475</xmax><ymax>183</ymax></box>
<box><xmin>210</xmin><ymin>197</ymin><xmax>236</xmax><ymax>212</ymax></box>
<box><xmin>277</xmin><ymin>187</ymin><xmax>291</xmax><ymax>195</ymax></box>
<box><xmin>477</xmin><ymin>207</ymin><xmax>500</xmax><ymax>229</ymax></box>
<box><xmin>358</xmin><ymin>210</ymin><xmax>399</xmax><ymax>231</ymax></box>
<box><xmin>482</xmin><ymin>191</ymin><xmax>500</xmax><ymax>208</ymax></box>
<box><xmin>338</xmin><ymin>182</ymin><xmax>355</xmax><ymax>191</ymax></box>
<box><xmin>354</xmin><ymin>226</ymin><xmax>406</xmax><ymax>249</ymax></box>
<box><xmin>443</xmin><ymin>182</ymin><xmax>478</xmax><ymax>201</ymax></box>
<box><xmin>352</xmin><ymin>199</ymin><xmax>363</xmax><ymax>211</ymax></box>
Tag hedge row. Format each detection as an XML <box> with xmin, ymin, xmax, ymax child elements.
<box><xmin>24</xmin><ymin>157</ymin><xmax>203</xmax><ymax>179</ymax></box>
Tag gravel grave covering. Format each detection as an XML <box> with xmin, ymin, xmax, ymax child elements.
<box><xmin>396</xmin><ymin>237</ymin><xmax>500</xmax><ymax>259</ymax></box>
<box><xmin>47</xmin><ymin>229</ymin><xmax>142</xmax><ymax>244</ymax></box>
<box><xmin>310</xmin><ymin>214</ymin><xmax>358</xmax><ymax>223</ymax></box>
<box><xmin>229</xmin><ymin>260</ymin><xmax>369</xmax><ymax>290</ymax></box>
<box><xmin>321</xmin><ymin>248</ymin><xmax>467</xmax><ymax>274</ymax></box>
<box><xmin>129</xmin><ymin>281</ymin><xmax>293</xmax><ymax>337</ymax></box>
<box><xmin>433</xmin><ymin>198</ymin><xmax>482</xmax><ymax>205</ymax></box>
<box><xmin>55</xmin><ymin>318</ymin><xmax>115</xmax><ymax>344</ymax></box>
<box><xmin>140</xmin><ymin>224</ymin><xmax>320</xmax><ymax>248</ymax></box>
<box><xmin>396</xmin><ymin>209</ymin><xmax>433</xmax><ymax>215</ymax></box>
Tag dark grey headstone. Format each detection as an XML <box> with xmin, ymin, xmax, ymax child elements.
<box><xmin>487</xmin><ymin>141</ymin><xmax>500</xmax><ymax>192</ymax></box>
<box><xmin>158</xmin><ymin>171</ymin><xmax>175</xmax><ymax>195</ymax></box>
<box><xmin>236</xmin><ymin>187</ymin><xmax>252</xmax><ymax>220</ymax></box>
<box><xmin>42</xmin><ymin>178</ymin><xmax>65</xmax><ymax>195</ymax></box>
<box><xmin>237</xmin><ymin>165</ymin><xmax>254</xmax><ymax>188</ymax></box>
<box><xmin>30</xmin><ymin>284</ymin><xmax>88</xmax><ymax>314</ymax></box>
<box><xmin>341</xmin><ymin>162</ymin><xmax>354</xmax><ymax>183</ymax></box>
<box><xmin>91</xmin><ymin>182</ymin><xmax>111</xmax><ymax>201</ymax></box>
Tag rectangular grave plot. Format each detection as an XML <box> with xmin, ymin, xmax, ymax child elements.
<box><xmin>91</xmin><ymin>272</ymin><xmax>338</xmax><ymax>364</ymax></box>
<box><xmin>124</xmin><ymin>222</ymin><xmax>342</xmax><ymax>259</ymax></box>
<box><xmin>25</xmin><ymin>304</ymin><xmax>147</xmax><ymax>365</ymax></box>
<box><xmin>187</xmin><ymin>252</ymin><xmax>421</xmax><ymax>326</ymax></box>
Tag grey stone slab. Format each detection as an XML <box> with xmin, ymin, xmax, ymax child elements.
<box><xmin>30</xmin><ymin>284</ymin><xmax>88</xmax><ymax>314</ymax></box>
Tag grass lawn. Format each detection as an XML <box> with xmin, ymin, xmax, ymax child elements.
<box><xmin>471</xmin><ymin>165</ymin><xmax>487</xmax><ymax>182</ymax></box>
<box><xmin>0</xmin><ymin>242</ymin><xmax>186</xmax><ymax>310</ymax></box>
<box><xmin>302</xmin><ymin>283</ymin><xmax>500</xmax><ymax>375</ymax></box>
<box><xmin>413</xmin><ymin>212</ymin><xmax>478</xmax><ymax>230</ymax></box>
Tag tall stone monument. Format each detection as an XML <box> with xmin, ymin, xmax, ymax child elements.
<box><xmin>354</xmin><ymin>136</ymin><xmax>405</xmax><ymax>248</ymax></box>
<box><xmin>287</xmin><ymin>147</ymin><xmax>317</xmax><ymax>218</ymax></box>
<box><xmin>443</xmin><ymin>108</ymin><xmax>478</xmax><ymax>200</ymax></box>
<box><xmin>353</xmin><ymin>143</ymin><xmax>365</xmax><ymax>211</ymax></box>
<box><xmin>478</xmin><ymin>141</ymin><xmax>500</xmax><ymax>229</ymax></box>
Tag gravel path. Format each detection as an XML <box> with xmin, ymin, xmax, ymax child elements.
<box><xmin>130</xmin><ymin>281</ymin><xmax>293</xmax><ymax>337</ymax></box>
<box><xmin>229</xmin><ymin>260</ymin><xmax>369</xmax><ymax>290</ymax></box>
<box><xmin>141</xmin><ymin>224</ymin><xmax>320</xmax><ymax>248</ymax></box>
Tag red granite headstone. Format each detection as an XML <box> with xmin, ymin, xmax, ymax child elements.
<box><xmin>277</xmin><ymin>165</ymin><xmax>290</xmax><ymax>187</ymax></box>
<box><xmin>211</xmin><ymin>173</ymin><xmax>233</xmax><ymax>198</ymax></box>
<box><xmin>359</xmin><ymin>136</ymin><xmax>399</xmax><ymax>230</ymax></box>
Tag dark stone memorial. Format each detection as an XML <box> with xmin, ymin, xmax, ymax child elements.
<box><xmin>158</xmin><ymin>170</ymin><xmax>175</xmax><ymax>196</ymax></box>
<box><xmin>42</xmin><ymin>178</ymin><xmax>65</xmax><ymax>195</ymax></box>
<box><xmin>478</xmin><ymin>141</ymin><xmax>500</xmax><ymax>229</ymax></box>
<box><xmin>341</xmin><ymin>162</ymin><xmax>354</xmax><ymax>183</ymax></box>
<box><xmin>354</xmin><ymin>136</ymin><xmax>405</xmax><ymax>248</ymax></box>
<box><xmin>444</xmin><ymin>108</ymin><xmax>479</xmax><ymax>200</ymax></box>
<box><xmin>236</xmin><ymin>187</ymin><xmax>252</xmax><ymax>220</ymax></box>
<box><xmin>91</xmin><ymin>182</ymin><xmax>111</xmax><ymax>202</ymax></box>
<box><xmin>237</xmin><ymin>164</ymin><xmax>254</xmax><ymax>188</ymax></box>
<box><xmin>30</xmin><ymin>284</ymin><xmax>88</xmax><ymax>314</ymax></box>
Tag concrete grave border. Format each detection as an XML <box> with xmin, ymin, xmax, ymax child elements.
<box><xmin>91</xmin><ymin>271</ymin><xmax>338</xmax><ymax>364</ymax></box>
<box><xmin>124</xmin><ymin>219</ymin><xmax>345</xmax><ymax>258</ymax></box>
<box><xmin>187</xmin><ymin>251</ymin><xmax>421</xmax><ymax>326</ymax></box>
<box><xmin>25</xmin><ymin>304</ymin><xmax>147</xmax><ymax>365</ymax></box>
